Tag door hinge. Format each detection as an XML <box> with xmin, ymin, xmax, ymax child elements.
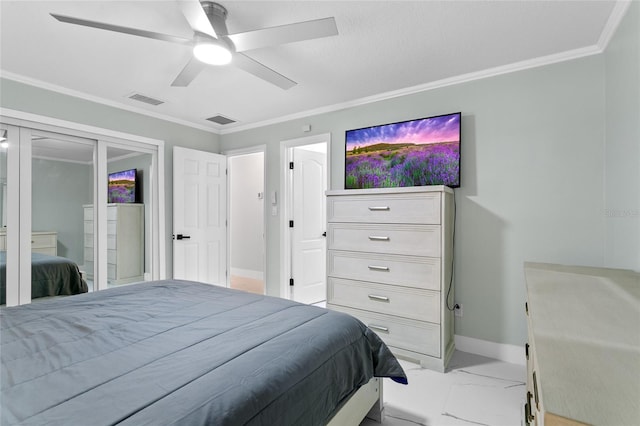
<box><xmin>289</xmin><ymin>161</ymin><xmax>294</xmax><ymax>170</ymax></box>
<box><xmin>289</xmin><ymin>278</ymin><xmax>294</xmax><ymax>286</ymax></box>
<box><xmin>289</xmin><ymin>220</ymin><xmax>294</xmax><ymax>228</ymax></box>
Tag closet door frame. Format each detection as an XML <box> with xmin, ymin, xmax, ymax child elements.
<box><xmin>0</xmin><ymin>108</ymin><xmax>166</xmax><ymax>304</ymax></box>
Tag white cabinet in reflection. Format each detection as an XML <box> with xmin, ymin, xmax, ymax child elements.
<box><xmin>0</xmin><ymin>230</ymin><xmax>57</xmax><ymax>255</ymax></box>
<box><xmin>83</xmin><ymin>204</ymin><xmax>144</xmax><ymax>285</ymax></box>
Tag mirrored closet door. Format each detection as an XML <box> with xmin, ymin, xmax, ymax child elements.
<box><xmin>0</xmin><ymin>113</ymin><xmax>164</xmax><ymax>306</ymax></box>
<box><xmin>32</xmin><ymin>130</ymin><xmax>96</xmax><ymax>297</ymax></box>
<box><xmin>0</xmin><ymin>126</ymin><xmax>9</xmax><ymax>303</ymax></box>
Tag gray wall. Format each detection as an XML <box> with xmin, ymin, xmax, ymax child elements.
<box><xmin>221</xmin><ymin>55</ymin><xmax>607</xmax><ymax>347</ymax></box>
<box><xmin>604</xmin><ymin>1</ymin><xmax>640</xmax><ymax>270</ymax></box>
<box><xmin>0</xmin><ymin>78</ymin><xmax>220</xmax><ymax>277</ymax></box>
<box><xmin>32</xmin><ymin>158</ymin><xmax>92</xmax><ymax>263</ymax></box>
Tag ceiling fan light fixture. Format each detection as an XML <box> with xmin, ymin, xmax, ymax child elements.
<box><xmin>193</xmin><ymin>41</ymin><xmax>232</xmax><ymax>65</ymax></box>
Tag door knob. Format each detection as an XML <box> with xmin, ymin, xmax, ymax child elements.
<box><xmin>176</xmin><ymin>234</ymin><xmax>191</xmax><ymax>240</ymax></box>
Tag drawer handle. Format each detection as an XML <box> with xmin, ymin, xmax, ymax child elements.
<box><xmin>368</xmin><ymin>206</ymin><xmax>390</xmax><ymax>211</ymax></box>
<box><xmin>533</xmin><ymin>371</ymin><xmax>539</xmax><ymax>410</ymax></box>
<box><xmin>526</xmin><ymin>392</ymin><xmax>535</xmax><ymax>422</ymax></box>
<box><xmin>368</xmin><ymin>294</ymin><xmax>390</xmax><ymax>302</ymax></box>
<box><xmin>368</xmin><ymin>236</ymin><xmax>389</xmax><ymax>241</ymax></box>
<box><xmin>368</xmin><ymin>265</ymin><xmax>389</xmax><ymax>271</ymax></box>
<box><xmin>368</xmin><ymin>324</ymin><xmax>389</xmax><ymax>333</ymax></box>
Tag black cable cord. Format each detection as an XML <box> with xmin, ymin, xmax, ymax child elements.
<box><xmin>446</xmin><ymin>191</ymin><xmax>457</xmax><ymax>311</ymax></box>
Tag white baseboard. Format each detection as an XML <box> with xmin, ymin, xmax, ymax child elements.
<box><xmin>455</xmin><ymin>335</ymin><xmax>525</xmax><ymax>366</ymax></box>
<box><xmin>230</xmin><ymin>268</ymin><xmax>264</xmax><ymax>281</ymax></box>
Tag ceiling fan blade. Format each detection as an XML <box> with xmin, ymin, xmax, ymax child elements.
<box><xmin>178</xmin><ymin>0</ymin><xmax>218</xmax><ymax>38</ymax></box>
<box><xmin>232</xmin><ymin>53</ymin><xmax>296</xmax><ymax>90</ymax></box>
<box><xmin>50</xmin><ymin>13</ymin><xmax>193</xmax><ymax>45</ymax></box>
<box><xmin>228</xmin><ymin>17</ymin><xmax>338</xmax><ymax>52</ymax></box>
<box><xmin>171</xmin><ymin>57</ymin><xmax>207</xmax><ymax>87</ymax></box>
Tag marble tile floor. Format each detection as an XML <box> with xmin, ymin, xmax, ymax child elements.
<box><xmin>361</xmin><ymin>351</ymin><xmax>526</xmax><ymax>426</ymax></box>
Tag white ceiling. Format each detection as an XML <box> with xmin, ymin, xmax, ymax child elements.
<box><xmin>0</xmin><ymin>1</ymin><xmax>625</xmax><ymax>134</ymax></box>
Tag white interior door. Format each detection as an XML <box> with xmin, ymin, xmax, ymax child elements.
<box><xmin>173</xmin><ymin>146</ymin><xmax>227</xmax><ymax>285</ymax></box>
<box><xmin>291</xmin><ymin>146</ymin><xmax>327</xmax><ymax>303</ymax></box>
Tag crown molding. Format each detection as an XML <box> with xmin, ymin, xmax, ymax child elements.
<box><xmin>220</xmin><ymin>44</ymin><xmax>603</xmax><ymax>135</ymax></box>
<box><xmin>2</xmin><ymin>0</ymin><xmax>630</xmax><ymax>137</ymax></box>
<box><xmin>0</xmin><ymin>71</ymin><xmax>220</xmax><ymax>135</ymax></box>
<box><xmin>597</xmin><ymin>0</ymin><xmax>632</xmax><ymax>51</ymax></box>
<box><xmin>0</xmin><ymin>107</ymin><xmax>164</xmax><ymax>147</ymax></box>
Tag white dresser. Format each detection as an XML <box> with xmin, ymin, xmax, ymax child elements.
<box><xmin>524</xmin><ymin>262</ymin><xmax>640</xmax><ymax>426</ymax></box>
<box><xmin>0</xmin><ymin>230</ymin><xmax>57</xmax><ymax>255</ymax></box>
<box><xmin>326</xmin><ymin>186</ymin><xmax>455</xmax><ymax>371</ymax></box>
<box><xmin>83</xmin><ymin>204</ymin><xmax>144</xmax><ymax>285</ymax></box>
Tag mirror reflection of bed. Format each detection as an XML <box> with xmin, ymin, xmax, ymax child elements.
<box><xmin>0</xmin><ymin>229</ymin><xmax>88</xmax><ymax>304</ymax></box>
<box><xmin>0</xmin><ymin>133</ymin><xmax>151</xmax><ymax>305</ymax></box>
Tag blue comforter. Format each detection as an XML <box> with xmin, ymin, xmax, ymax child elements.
<box><xmin>1</xmin><ymin>280</ymin><xmax>406</xmax><ymax>425</ymax></box>
<box><xmin>0</xmin><ymin>251</ymin><xmax>88</xmax><ymax>305</ymax></box>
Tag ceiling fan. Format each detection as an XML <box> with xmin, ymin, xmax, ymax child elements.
<box><xmin>50</xmin><ymin>0</ymin><xmax>338</xmax><ymax>90</ymax></box>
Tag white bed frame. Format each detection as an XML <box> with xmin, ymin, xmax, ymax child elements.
<box><xmin>326</xmin><ymin>378</ymin><xmax>383</xmax><ymax>425</ymax></box>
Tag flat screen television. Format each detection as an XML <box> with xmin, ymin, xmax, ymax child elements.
<box><xmin>108</xmin><ymin>168</ymin><xmax>137</xmax><ymax>203</ymax></box>
<box><xmin>345</xmin><ymin>112</ymin><xmax>461</xmax><ymax>189</ymax></box>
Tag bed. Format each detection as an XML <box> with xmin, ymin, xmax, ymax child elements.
<box><xmin>0</xmin><ymin>280</ymin><xmax>407</xmax><ymax>425</ymax></box>
<box><xmin>0</xmin><ymin>251</ymin><xmax>88</xmax><ymax>305</ymax></box>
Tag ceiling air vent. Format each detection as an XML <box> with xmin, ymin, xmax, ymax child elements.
<box><xmin>206</xmin><ymin>114</ymin><xmax>236</xmax><ymax>125</ymax></box>
<box><xmin>128</xmin><ymin>93</ymin><xmax>164</xmax><ymax>106</ymax></box>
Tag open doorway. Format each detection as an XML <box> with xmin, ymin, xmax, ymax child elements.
<box><xmin>280</xmin><ymin>134</ymin><xmax>330</xmax><ymax>304</ymax></box>
<box><xmin>227</xmin><ymin>147</ymin><xmax>265</xmax><ymax>295</ymax></box>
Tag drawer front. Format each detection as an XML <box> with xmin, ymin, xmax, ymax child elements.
<box><xmin>84</xmin><ymin>260</ymin><xmax>94</xmax><ymax>277</ymax></box>
<box><xmin>0</xmin><ymin>234</ymin><xmax>6</xmax><ymax>250</ymax></box>
<box><xmin>328</xmin><ymin>223</ymin><xmax>441</xmax><ymax>257</ymax></box>
<box><xmin>84</xmin><ymin>247</ymin><xmax>93</xmax><ymax>262</ymax></box>
<box><xmin>84</xmin><ymin>232</ymin><xmax>94</xmax><ymax>248</ymax></box>
<box><xmin>107</xmin><ymin>235</ymin><xmax>117</xmax><ymax>250</ymax></box>
<box><xmin>83</xmin><ymin>207</ymin><xmax>93</xmax><ymax>220</ymax></box>
<box><xmin>107</xmin><ymin>206</ymin><xmax>118</xmax><ymax>221</ymax></box>
<box><xmin>330</xmin><ymin>305</ymin><xmax>440</xmax><ymax>357</ymax></box>
<box><xmin>328</xmin><ymin>250</ymin><xmax>441</xmax><ymax>290</ymax></box>
<box><xmin>33</xmin><ymin>247</ymin><xmax>56</xmax><ymax>256</ymax></box>
<box><xmin>108</xmin><ymin>263</ymin><xmax>117</xmax><ymax>279</ymax></box>
<box><xmin>328</xmin><ymin>277</ymin><xmax>440</xmax><ymax>323</ymax></box>
<box><xmin>328</xmin><ymin>192</ymin><xmax>441</xmax><ymax>224</ymax></box>
<box><xmin>31</xmin><ymin>233</ymin><xmax>56</xmax><ymax>249</ymax></box>
<box><xmin>107</xmin><ymin>249</ymin><xmax>117</xmax><ymax>264</ymax></box>
<box><xmin>84</xmin><ymin>221</ymin><xmax>93</xmax><ymax>235</ymax></box>
<box><xmin>107</xmin><ymin>220</ymin><xmax>117</xmax><ymax>236</ymax></box>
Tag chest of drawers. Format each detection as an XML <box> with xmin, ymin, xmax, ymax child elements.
<box><xmin>524</xmin><ymin>263</ymin><xmax>640</xmax><ymax>426</ymax></box>
<box><xmin>83</xmin><ymin>203</ymin><xmax>144</xmax><ymax>285</ymax></box>
<box><xmin>326</xmin><ymin>186</ymin><xmax>455</xmax><ymax>371</ymax></box>
<box><xmin>0</xmin><ymin>230</ymin><xmax>57</xmax><ymax>255</ymax></box>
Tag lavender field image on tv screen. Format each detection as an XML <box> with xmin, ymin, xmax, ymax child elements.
<box><xmin>108</xmin><ymin>169</ymin><xmax>136</xmax><ymax>203</ymax></box>
<box><xmin>345</xmin><ymin>113</ymin><xmax>460</xmax><ymax>189</ymax></box>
